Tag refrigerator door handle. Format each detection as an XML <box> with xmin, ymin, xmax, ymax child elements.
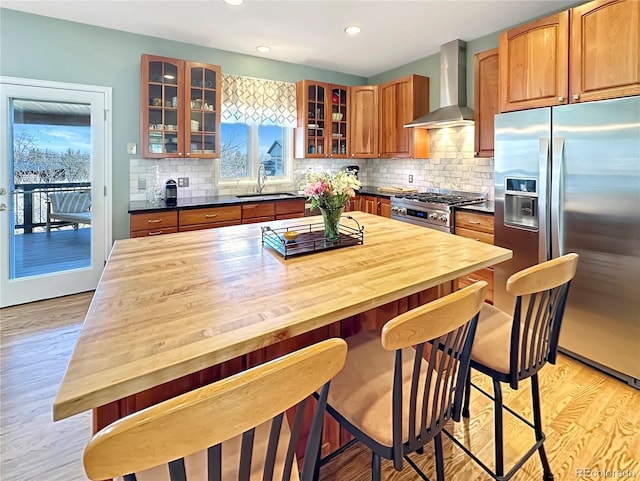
<box><xmin>551</xmin><ymin>136</ymin><xmax>565</xmax><ymax>259</ymax></box>
<box><xmin>538</xmin><ymin>138</ymin><xmax>550</xmax><ymax>263</ymax></box>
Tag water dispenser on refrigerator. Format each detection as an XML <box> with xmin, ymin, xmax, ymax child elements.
<box><xmin>504</xmin><ymin>178</ymin><xmax>538</xmax><ymax>231</ymax></box>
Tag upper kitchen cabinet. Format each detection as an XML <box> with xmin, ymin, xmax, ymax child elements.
<box><xmin>378</xmin><ymin>74</ymin><xmax>430</xmax><ymax>158</ymax></box>
<box><xmin>498</xmin><ymin>11</ymin><xmax>569</xmax><ymax>112</ymax></box>
<box><xmin>349</xmin><ymin>85</ymin><xmax>379</xmax><ymax>159</ymax></box>
<box><xmin>141</xmin><ymin>54</ymin><xmax>221</xmax><ymax>159</ymax></box>
<box><xmin>499</xmin><ymin>0</ymin><xmax>639</xmax><ymax>113</ymax></box>
<box><xmin>474</xmin><ymin>48</ymin><xmax>499</xmax><ymax>158</ymax></box>
<box><xmin>570</xmin><ymin>0</ymin><xmax>640</xmax><ymax>103</ymax></box>
<box><xmin>294</xmin><ymin>80</ymin><xmax>350</xmax><ymax>159</ymax></box>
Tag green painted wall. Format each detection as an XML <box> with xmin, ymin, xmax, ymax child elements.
<box><xmin>366</xmin><ymin>32</ymin><xmax>500</xmax><ymax>111</ymax></box>
<box><xmin>0</xmin><ymin>8</ymin><xmax>366</xmax><ymax>241</ymax></box>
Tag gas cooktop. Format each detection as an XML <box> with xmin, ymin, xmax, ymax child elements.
<box><xmin>392</xmin><ymin>191</ymin><xmax>486</xmax><ymax>206</ymax></box>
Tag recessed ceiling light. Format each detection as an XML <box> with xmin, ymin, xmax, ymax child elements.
<box><xmin>256</xmin><ymin>46</ymin><xmax>271</xmax><ymax>53</ymax></box>
<box><xmin>223</xmin><ymin>0</ymin><xmax>244</xmax><ymax>5</ymax></box>
<box><xmin>344</xmin><ymin>25</ymin><xmax>362</xmax><ymax>36</ymax></box>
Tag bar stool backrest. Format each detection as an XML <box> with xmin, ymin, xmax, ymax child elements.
<box><xmin>83</xmin><ymin>338</ymin><xmax>348</xmax><ymax>481</ymax></box>
<box><xmin>505</xmin><ymin>253</ymin><xmax>579</xmax><ymax>389</ymax></box>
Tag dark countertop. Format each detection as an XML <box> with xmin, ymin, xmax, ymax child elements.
<box><xmin>357</xmin><ymin>186</ymin><xmax>392</xmax><ymax>198</ymax></box>
<box><xmin>129</xmin><ymin>187</ymin><xmax>390</xmax><ymax>214</ymax></box>
<box><xmin>455</xmin><ymin>201</ymin><xmax>495</xmax><ymax>214</ymax></box>
<box><xmin>129</xmin><ymin>193</ymin><xmax>304</xmax><ymax>214</ymax></box>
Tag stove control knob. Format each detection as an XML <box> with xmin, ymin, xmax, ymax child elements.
<box><xmin>428</xmin><ymin>213</ymin><xmax>438</xmax><ymax>220</ymax></box>
<box><xmin>391</xmin><ymin>206</ymin><xmax>398</xmax><ymax>214</ymax></box>
<box><xmin>438</xmin><ymin>214</ymin><xmax>448</xmax><ymax>222</ymax></box>
<box><xmin>399</xmin><ymin>207</ymin><xmax>407</xmax><ymax>215</ymax></box>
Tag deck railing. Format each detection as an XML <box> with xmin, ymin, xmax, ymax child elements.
<box><xmin>13</xmin><ymin>182</ymin><xmax>91</xmax><ymax>234</ymax></box>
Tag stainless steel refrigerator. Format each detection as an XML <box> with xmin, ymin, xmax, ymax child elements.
<box><xmin>493</xmin><ymin>96</ymin><xmax>640</xmax><ymax>388</ymax></box>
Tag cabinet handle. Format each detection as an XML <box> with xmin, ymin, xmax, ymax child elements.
<box><xmin>186</xmin><ymin>152</ymin><xmax>191</xmax><ymax>157</ymax></box>
<box><xmin>467</xmin><ymin>220</ymin><xmax>481</xmax><ymax>224</ymax></box>
<box><xmin>148</xmin><ymin>230</ymin><xmax>163</xmax><ymax>235</ymax></box>
<box><xmin>147</xmin><ymin>219</ymin><xmax>162</xmax><ymax>224</ymax></box>
<box><xmin>558</xmin><ymin>96</ymin><xmax>564</xmax><ymax>102</ymax></box>
<box><xmin>466</xmin><ymin>276</ymin><xmax>481</xmax><ymax>283</ymax></box>
<box><xmin>178</xmin><ymin>152</ymin><xmax>183</xmax><ymax>157</ymax></box>
<box><xmin>205</xmin><ymin>214</ymin><xmax>218</xmax><ymax>218</ymax></box>
<box><xmin>573</xmin><ymin>94</ymin><xmax>579</xmax><ymax>101</ymax></box>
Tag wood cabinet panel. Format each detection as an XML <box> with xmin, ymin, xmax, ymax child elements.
<box><xmin>474</xmin><ymin>48</ymin><xmax>499</xmax><ymax>158</ymax></box>
<box><xmin>455</xmin><ymin>227</ymin><xmax>494</xmax><ymax>245</ymax></box>
<box><xmin>179</xmin><ymin>206</ymin><xmax>241</xmax><ymax>228</ymax></box>
<box><xmin>275</xmin><ymin>199</ymin><xmax>305</xmax><ymax>216</ymax></box>
<box><xmin>379</xmin><ymin>197</ymin><xmax>391</xmax><ymax>218</ymax></box>
<box><xmin>276</xmin><ymin>212</ymin><xmax>304</xmax><ymax>220</ymax></box>
<box><xmin>378</xmin><ymin>75</ymin><xmax>430</xmax><ymax>158</ymax></box>
<box><xmin>570</xmin><ymin>0</ymin><xmax>640</xmax><ymax>102</ymax></box>
<box><xmin>457</xmin><ymin>267</ymin><xmax>494</xmax><ymax>304</ymax></box>
<box><xmin>346</xmin><ymin>195</ymin><xmax>362</xmax><ymax>212</ymax></box>
<box><xmin>454</xmin><ymin>210</ymin><xmax>495</xmax><ymax>303</ymax></box>
<box><xmin>349</xmin><ymin>86</ymin><xmax>379</xmax><ymax>158</ymax></box>
<box><xmin>362</xmin><ymin>195</ymin><xmax>390</xmax><ymax>217</ymax></box>
<box><xmin>241</xmin><ymin>202</ymin><xmax>275</xmax><ymax>221</ymax></box>
<box><xmin>499</xmin><ymin>11</ymin><xmax>569</xmax><ymax>112</ymax></box>
<box><xmin>179</xmin><ymin>221</ymin><xmax>240</xmax><ymax>232</ymax></box>
<box><xmin>455</xmin><ymin>210</ymin><xmax>494</xmax><ymax>234</ymax></box>
<box><xmin>130</xmin><ymin>211</ymin><xmax>178</xmax><ymax>234</ymax></box>
<box><xmin>130</xmin><ymin>227</ymin><xmax>179</xmax><ymax>237</ymax></box>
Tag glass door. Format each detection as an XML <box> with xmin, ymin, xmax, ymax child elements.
<box><xmin>0</xmin><ymin>78</ymin><xmax>110</xmax><ymax>307</ymax></box>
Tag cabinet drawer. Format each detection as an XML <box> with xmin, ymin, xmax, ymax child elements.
<box><xmin>275</xmin><ymin>199</ymin><xmax>305</xmax><ymax>216</ymax></box>
<box><xmin>130</xmin><ymin>211</ymin><xmax>178</xmax><ymax>233</ymax></box>
<box><xmin>455</xmin><ymin>227</ymin><xmax>494</xmax><ymax>245</ymax></box>
<box><xmin>455</xmin><ymin>211</ymin><xmax>494</xmax><ymax>234</ymax></box>
<box><xmin>179</xmin><ymin>206</ymin><xmax>241</xmax><ymax>227</ymax></box>
<box><xmin>242</xmin><ymin>216</ymin><xmax>274</xmax><ymax>224</ymax></box>
<box><xmin>179</xmin><ymin>220</ymin><xmax>241</xmax><ymax>232</ymax></box>
<box><xmin>457</xmin><ymin>268</ymin><xmax>494</xmax><ymax>304</ymax></box>
<box><xmin>242</xmin><ymin>202</ymin><xmax>275</xmax><ymax>220</ymax></box>
<box><xmin>131</xmin><ymin>227</ymin><xmax>178</xmax><ymax>238</ymax></box>
<box><xmin>276</xmin><ymin>212</ymin><xmax>304</xmax><ymax>220</ymax></box>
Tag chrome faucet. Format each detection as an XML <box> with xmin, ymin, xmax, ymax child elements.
<box><xmin>257</xmin><ymin>163</ymin><xmax>267</xmax><ymax>194</ymax></box>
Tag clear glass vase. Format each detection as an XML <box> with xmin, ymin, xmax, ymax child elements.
<box><xmin>319</xmin><ymin>206</ymin><xmax>344</xmax><ymax>242</ymax></box>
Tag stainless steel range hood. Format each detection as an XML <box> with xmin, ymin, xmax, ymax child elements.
<box><xmin>405</xmin><ymin>39</ymin><xmax>474</xmax><ymax>129</ymax></box>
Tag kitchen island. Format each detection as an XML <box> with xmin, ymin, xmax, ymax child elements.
<box><xmin>54</xmin><ymin>212</ymin><xmax>511</xmax><ymax>455</ymax></box>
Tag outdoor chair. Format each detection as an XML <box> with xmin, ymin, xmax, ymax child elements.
<box><xmin>46</xmin><ymin>191</ymin><xmax>91</xmax><ymax>235</ymax></box>
<box><xmin>83</xmin><ymin>338</ymin><xmax>347</xmax><ymax>481</ymax></box>
<box><xmin>445</xmin><ymin>253</ymin><xmax>579</xmax><ymax>481</ymax></box>
<box><xmin>322</xmin><ymin>281</ymin><xmax>488</xmax><ymax>481</ymax></box>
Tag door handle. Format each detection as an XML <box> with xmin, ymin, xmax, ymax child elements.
<box><xmin>551</xmin><ymin>137</ymin><xmax>565</xmax><ymax>259</ymax></box>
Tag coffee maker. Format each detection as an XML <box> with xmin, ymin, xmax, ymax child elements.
<box><xmin>346</xmin><ymin>165</ymin><xmax>359</xmax><ymax>180</ymax></box>
<box><xmin>165</xmin><ymin>179</ymin><xmax>177</xmax><ymax>206</ymax></box>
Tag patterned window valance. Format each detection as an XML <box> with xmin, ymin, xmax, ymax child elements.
<box><xmin>221</xmin><ymin>74</ymin><xmax>297</xmax><ymax>127</ymax></box>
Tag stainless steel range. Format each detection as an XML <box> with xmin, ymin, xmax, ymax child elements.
<box><xmin>390</xmin><ymin>191</ymin><xmax>486</xmax><ymax>233</ymax></box>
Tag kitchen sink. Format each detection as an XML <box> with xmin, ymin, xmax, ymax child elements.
<box><xmin>235</xmin><ymin>192</ymin><xmax>299</xmax><ymax>200</ymax></box>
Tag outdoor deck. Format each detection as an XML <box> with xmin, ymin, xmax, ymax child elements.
<box><xmin>12</xmin><ymin>228</ymin><xmax>91</xmax><ymax>279</ymax></box>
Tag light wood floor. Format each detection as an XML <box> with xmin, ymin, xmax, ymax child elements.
<box><xmin>1</xmin><ymin>293</ymin><xmax>639</xmax><ymax>481</ymax></box>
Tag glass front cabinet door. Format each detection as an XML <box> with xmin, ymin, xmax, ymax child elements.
<box><xmin>141</xmin><ymin>55</ymin><xmax>220</xmax><ymax>159</ymax></box>
<box><xmin>295</xmin><ymin>80</ymin><xmax>350</xmax><ymax>159</ymax></box>
<box><xmin>185</xmin><ymin>62</ymin><xmax>221</xmax><ymax>158</ymax></box>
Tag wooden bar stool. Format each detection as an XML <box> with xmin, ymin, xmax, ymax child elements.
<box><xmin>322</xmin><ymin>281</ymin><xmax>488</xmax><ymax>481</ymax></box>
<box><xmin>444</xmin><ymin>253</ymin><xmax>579</xmax><ymax>481</ymax></box>
<box><xmin>83</xmin><ymin>338</ymin><xmax>347</xmax><ymax>481</ymax></box>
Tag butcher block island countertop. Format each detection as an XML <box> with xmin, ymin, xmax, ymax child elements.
<box><xmin>53</xmin><ymin>212</ymin><xmax>511</xmax><ymax>423</ymax></box>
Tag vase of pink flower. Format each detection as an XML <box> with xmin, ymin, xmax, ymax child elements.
<box><xmin>303</xmin><ymin>169</ymin><xmax>361</xmax><ymax>242</ymax></box>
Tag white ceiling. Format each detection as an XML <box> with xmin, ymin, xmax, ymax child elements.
<box><xmin>3</xmin><ymin>0</ymin><xmax>577</xmax><ymax>78</ymax></box>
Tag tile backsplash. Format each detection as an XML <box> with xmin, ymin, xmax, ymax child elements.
<box><xmin>129</xmin><ymin>126</ymin><xmax>494</xmax><ymax>201</ymax></box>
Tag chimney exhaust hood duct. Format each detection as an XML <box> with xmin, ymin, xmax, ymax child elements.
<box><xmin>405</xmin><ymin>39</ymin><xmax>474</xmax><ymax>129</ymax></box>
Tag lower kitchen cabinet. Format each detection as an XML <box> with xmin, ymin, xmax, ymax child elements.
<box><xmin>179</xmin><ymin>206</ymin><xmax>241</xmax><ymax>231</ymax></box>
<box><xmin>454</xmin><ymin>209</ymin><xmax>495</xmax><ymax>303</ymax></box>
<box><xmin>130</xmin><ymin>211</ymin><xmax>178</xmax><ymax>237</ymax></box>
<box><xmin>275</xmin><ymin>199</ymin><xmax>305</xmax><ymax>220</ymax></box>
<box><xmin>130</xmin><ymin>199</ymin><xmax>305</xmax><ymax>236</ymax></box>
<box><xmin>363</xmin><ymin>195</ymin><xmax>391</xmax><ymax>217</ymax></box>
<box><xmin>344</xmin><ymin>195</ymin><xmax>362</xmax><ymax>212</ymax></box>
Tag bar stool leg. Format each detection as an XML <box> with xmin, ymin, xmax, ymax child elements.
<box><xmin>372</xmin><ymin>452</ymin><xmax>381</xmax><ymax>481</ymax></box>
<box><xmin>462</xmin><ymin>369</ymin><xmax>472</xmax><ymax>418</ymax></box>
<box><xmin>531</xmin><ymin>374</ymin><xmax>554</xmax><ymax>481</ymax></box>
<box><xmin>493</xmin><ymin>379</ymin><xmax>505</xmax><ymax>479</ymax></box>
<box><xmin>434</xmin><ymin>432</ymin><xmax>445</xmax><ymax>481</ymax></box>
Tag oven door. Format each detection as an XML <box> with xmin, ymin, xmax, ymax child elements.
<box><xmin>390</xmin><ymin>213</ymin><xmax>450</xmax><ymax>233</ymax></box>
